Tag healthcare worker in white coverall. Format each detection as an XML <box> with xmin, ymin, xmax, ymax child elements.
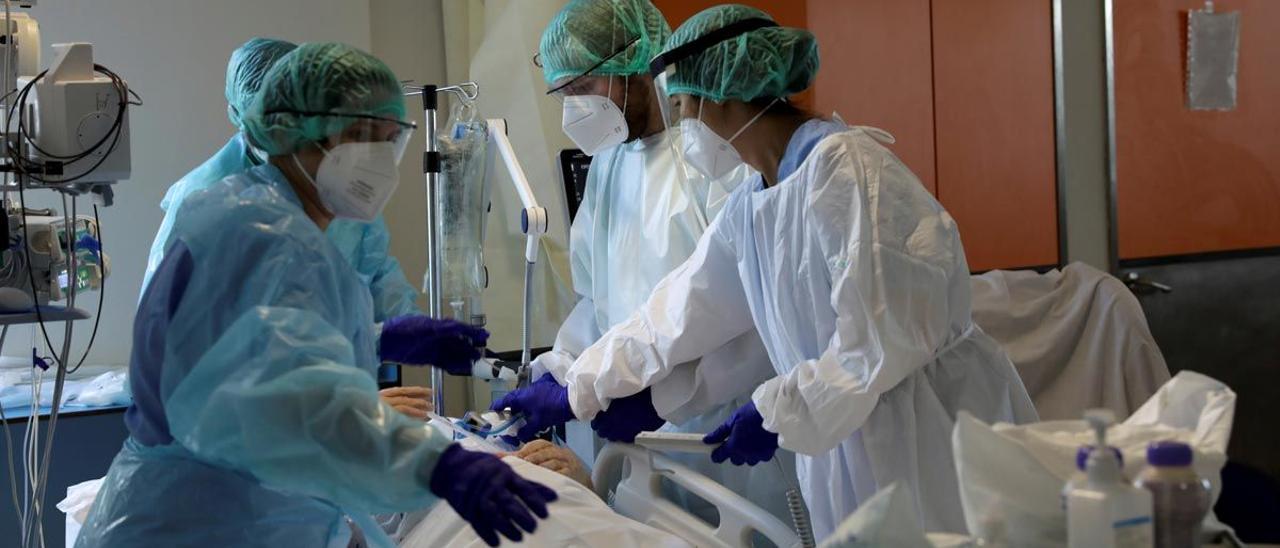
<box><xmin>496</xmin><ymin>5</ymin><xmax>1039</xmax><ymax>540</ymax></box>
<box><xmin>514</xmin><ymin>0</ymin><xmax>798</xmax><ymax>526</ymax></box>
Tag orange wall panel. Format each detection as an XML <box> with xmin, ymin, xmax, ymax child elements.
<box><xmin>808</xmin><ymin>0</ymin><xmax>937</xmax><ymax>194</ymax></box>
<box><xmin>654</xmin><ymin>0</ymin><xmax>806</xmax><ymax>29</ymax></box>
<box><xmin>1114</xmin><ymin>0</ymin><xmax>1280</xmax><ymax>259</ymax></box>
<box><xmin>931</xmin><ymin>0</ymin><xmax>1059</xmax><ymax>270</ymax></box>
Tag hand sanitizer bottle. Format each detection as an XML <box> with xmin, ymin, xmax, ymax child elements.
<box><xmin>1067</xmin><ymin>409</ymin><xmax>1154</xmax><ymax>548</ymax></box>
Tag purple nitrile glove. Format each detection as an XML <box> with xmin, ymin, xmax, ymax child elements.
<box><xmin>490</xmin><ymin>373</ymin><xmax>575</xmax><ymax>443</ymax></box>
<box><xmin>429</xmin><ymin>444</ymin><xmax>558</xmax><ymax>546</ymax></box>
<box><xmin>379</xmin><ymin>315</ymin><xmax>488</xmax><ymax>375</ymax></box>
<box><xmin>704</xmin><ymin>401</ymin><xmax>779</xmax><ymax>466</ymax></box>
<box><xmin>591</xmin><ymin>388</ymin><xmax>666</xmax><ymax>443</ymax></box>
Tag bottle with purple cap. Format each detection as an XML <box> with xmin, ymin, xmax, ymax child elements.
<box><xmin>1063</xmin><ymin>445</ymin><xmax>1125</xmax><ymax>509</ymax></box>
<box><xmin>1133</xmin><ymin>441</ymin><xmax>1212</xmax><ymax>548</ymax></box>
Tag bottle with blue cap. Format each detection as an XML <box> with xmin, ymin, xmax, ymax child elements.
<box><xmin>1134</xmin><ymin>441</ymin><xmax>1212</xmax><ymax>548</ymax></box>
<box><xmin>1067</xmin><ymin>409</ymin><xmax>1154</xmax><ymax>548</ymax></box>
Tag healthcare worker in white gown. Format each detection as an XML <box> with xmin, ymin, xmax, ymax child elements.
<box><xmin>513</xmin><ymin>0</ymin><xmax>798</xmax><ymax>525</ymax></box>
<box><xmin>496</xmin><ymin>5</ymin><xmax>1038</xmax><ymax>540</ymax></box>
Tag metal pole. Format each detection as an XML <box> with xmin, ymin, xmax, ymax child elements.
<box><xmin>422</xmin><ymin>85</ymin><xmax>446</xmax><ymax>414</ymax></box>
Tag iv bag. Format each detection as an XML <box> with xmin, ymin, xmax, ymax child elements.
<box><xmin>437</xmin><ymin>100</ymin><xmax>491</xmax><ymax>323</ymax></box>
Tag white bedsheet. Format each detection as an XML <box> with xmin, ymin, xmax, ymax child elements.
<box><xmin>399</xmin><ymin>456</ymin><xmax>692</xmax><ymax>547</ymax></box>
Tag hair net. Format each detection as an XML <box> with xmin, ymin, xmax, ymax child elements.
<box><xmin>225</xmin><ymin>38</ymin><xmax>298</xmax><ymax>129</ymax></box>
<box><xmin>242</xmin><ymin>42</ymin><xmax>406</xmax><ymax>156</ymax></box>
<box><xmin>662</xmin><ymin>4</ymin><xmax>819</xmax><ymax>103</ymax></box>
<box><xmin>539</xmin><ymin>0</ymin><xmax>671</xmax><ymax>86</ymax></box>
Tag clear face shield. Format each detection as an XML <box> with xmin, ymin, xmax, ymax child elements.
<box><xmin>648</xmin><ymin>16</ymin><xmax>782</xmax><ymax>130</ymax></box>
<box><xmin>650</xmin><ymin>68</ymin><xmax>682</xmax><ymax>131</ymax></box>
<box><xmin>328</xmin><ymin>114</ymin><xmax>417</xmax><ymax>162</ymax></box>
<box><xmin>270</xmin><ymin>110</ymin><xmax>418</xmax><ymax>221</ymax></box>
<box><xmin>265</xmin><ymin>109</ymin><xmax>417</xmax><ymax>161</ymax></box>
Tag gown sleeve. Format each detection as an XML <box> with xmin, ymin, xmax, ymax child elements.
<box><xmin>563</xmin><ymin>203</ymin><xmax>758</xmax><ymax>420</ymax></box>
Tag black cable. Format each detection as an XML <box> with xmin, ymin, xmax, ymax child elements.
<box><xmin>67</xmin><ymin>204</ymin><xmax>103</xmax><ymax>374</ymax></box>
<box><xmin>0</xmin><ymin>87</ymin><xmax>19</xmax><ymax>105</ymax></box>
<box><xmin>17</xmin><ymin>66</ymin><xmax>127</xmax><ymax>162</ymax></box>
<box><xmin>16</xmin><ymin>178</ymin><xmax>64</xmax><ymax>367</ymax></box>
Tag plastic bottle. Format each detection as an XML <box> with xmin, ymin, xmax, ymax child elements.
<box><xmin>1063</xmin><ymin>445</ymin><xmax>1124</xmax><ymax>509</ymax></box>
<box><xmin>1134</xmin><ymin>441</ymin><xmax>1212</xmax><ymax>548</ymax></box>
<box><xmin>1067</xmin><ymin>409</ymin><xmax>1154</xmax><ymax>548</ymax></box>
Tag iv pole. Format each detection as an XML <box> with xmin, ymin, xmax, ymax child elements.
<box><xmin>407</xmin><ymin>82</ymin><xmax>542</xmax><ymax>414</ymax></box>
<box><xmin>407</xmin><ymin>81</ymin><xmax>478</xmax><ymax>414</ymax></box>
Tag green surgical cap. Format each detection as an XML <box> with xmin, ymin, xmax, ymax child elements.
<box><xmin>242</xmin><ymin>42</ymin><xmax>406</xmax><ymax>156</ymax></box>
<box><xmin>663</xmin><ymin>4</ymin><xmax>819</xmax><ymax>103</ymax></box>
<box><xmin>225</xmin><ymin>38</ymin><xmax>298</xmax><ymax>129</ymax></box>
<box><xmin>539</xmin><ymin>0</ymin><xmax>671</xmax><ymax>86</ymax></box>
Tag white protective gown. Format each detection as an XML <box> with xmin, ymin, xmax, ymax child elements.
<box><xmin>562</xmin><ymin>125</ymin><xmax>1038</xmax><ymax>538</ymax></box>
<box><xmin>531</xmin><ymin>128</ymin><xmax>797</xmax><ymax>525</ymax></box>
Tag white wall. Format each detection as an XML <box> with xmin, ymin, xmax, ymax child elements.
<box><xmin>5</xmin><ymin>0</ymin><xmax>372</xmax><ymax>363</ymax></box>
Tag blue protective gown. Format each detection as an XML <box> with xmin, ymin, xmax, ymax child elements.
<box><xmin>78</xmin><ymin>165</ymin><xmax>452</xmax><ymax>548</ymax></box>
<box><xmin>144</xmin><ymin>133</ymin><xmax>419</xmax><ymax>320</ymax></box>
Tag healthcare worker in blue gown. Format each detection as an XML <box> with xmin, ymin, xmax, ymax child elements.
<box><xmin>494</xmin><ymin>5</ymin><xmax>1039</xmax><ymax>541</ymax></box>
<box><xmin>77</xmin><ymin>43</ymin><xmax>556</xmax><ymax>548</ymax></box>
<box><xmin>144</xmin><ymin>38</ymin><xmax>425</xmax><ymax>409</ymax></box>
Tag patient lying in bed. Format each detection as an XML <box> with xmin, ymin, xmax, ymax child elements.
<box><xmin>363</xmin><ymin>434</ymin><xmax>690</xmax><ymax>548</ymax></box>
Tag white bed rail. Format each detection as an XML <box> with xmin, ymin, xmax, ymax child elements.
<box><xmin>592</xmin><ymin>442</ymin><xmax>802</xmax><ymax>548</ymax></box>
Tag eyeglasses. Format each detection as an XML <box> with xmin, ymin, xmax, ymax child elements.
<box><xmin>544</xmin><ymin>36</ymin><xmax>640</xmax><ymax>96</ymax></box>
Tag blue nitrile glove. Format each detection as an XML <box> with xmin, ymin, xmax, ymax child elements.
<box><xmin>379</xmin><ymin>316</ymin><xmax>488</xmax><ymax>375</ymax></box>
<box><xmin>590</xmin><ymin>388</ymin><xmax>666</xmax><ymax>443</ymax></box>
<box><xmin>704</xmin><ymin>401</ymin><xmax>779</xmax><ymax>465</ymax></box>
<box><xmin>490</xmin><ymin>373</ymin><xmax>575</xmax><ymax>443</ymax></box>
<box><xmin>429</xmin><ymin>444</ymin><xmax>558</xmax><ymax>546</ymax></box>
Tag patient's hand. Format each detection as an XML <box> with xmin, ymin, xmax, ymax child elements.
<box><xmin>380</xmin><ymin>386</ymin><xmax>433</xmax><ymax>420</ymax></box>
<box><xmin>513</xmin><ymin>440</ymin><xmax>593</xmax><ymax>490</ymax></box>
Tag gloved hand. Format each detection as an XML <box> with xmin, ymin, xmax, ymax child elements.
<box><xmin>379</xmin><ymin>315</ymin><xmax>488</xmax><ymax>375</ymax></box>
<box><xmin>704</xmin><ymin>401</ymin><xmax>779</xmax><ymax>465</ymax></box>
<box><xmin>490</xmin><ymin>373</ymin><xmax>575</xmax><ymax>443</ymax></box>
<box><xmin>590</xmin><ymin>388</ymin><xmax>666</xmax><ymax>443</ymax></box>
<box><xmin>429</xmin><ymin>444</ymin><xmax>558</xmax><ymax>546</ymax></box>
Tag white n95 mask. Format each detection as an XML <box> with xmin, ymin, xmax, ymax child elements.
<box><xmin>679</xmin><ymin>97</ymin><xmax>778</xmax><ymax>180</ymax></box>
<box><xmin>561</xmin><ymin>94</ymin><xmax>628</xmax><ymax>156</ymax></box>
<box><xmin>303</xmin><ymin>141</ymin><xmax>402</xmax><ymax>222</ymax></box>
<box><xmin>679</xmin><ymin>118</ymin><xmax>741</xmax><ymax>180</ymax></box>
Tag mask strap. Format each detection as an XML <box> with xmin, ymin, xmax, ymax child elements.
<box><xmin>622</xmin><ymin>75</ymin><xmax>629</xmax><ymax>117</ymax></box>
<box><xmin>291</xmin><ymin>153</ymin><xmax>319</xmax><ymax>189</ymax></box>
<box><xmin>727</xmin><ymin>97</ymin><xmax>780</xmax><ymax>143</ymax></box>
<box><xmin>697</xmin><ymin>96</ymin><xmax>705</xmax><ymax>122</ymax></box>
